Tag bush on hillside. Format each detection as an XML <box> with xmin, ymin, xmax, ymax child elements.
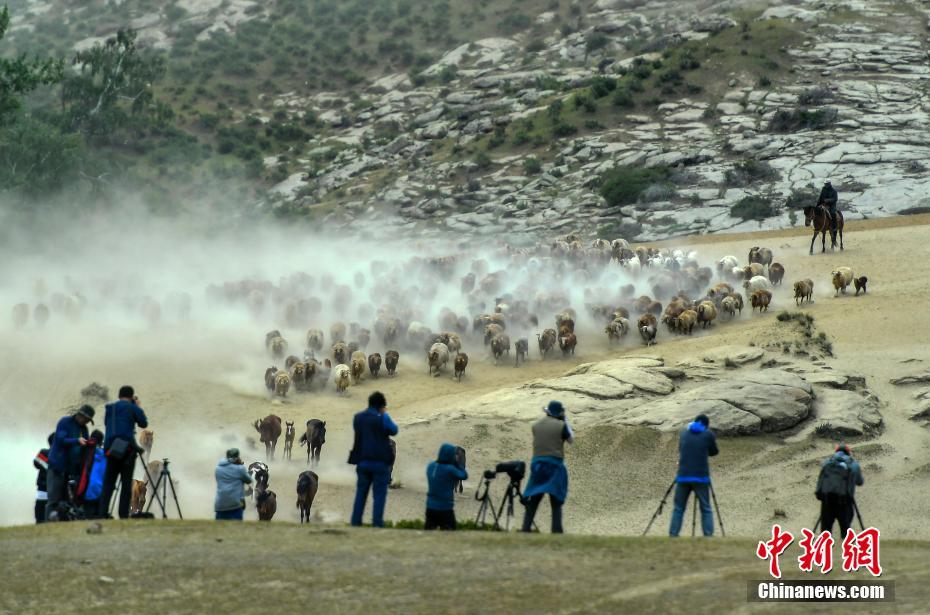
<box><xmin>599</xmin><ymin>166</ymin><xmax>672</xmax><ymax>206</ymax></box>
<box><xmin>731</xmin><ymin>195</ymin><xmax>778</xmax><ymax>221</ymax></box>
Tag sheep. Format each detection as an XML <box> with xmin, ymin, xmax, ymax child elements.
<box><xmin>330</xmin><ymin>322</ymin><xmax>347</xmax><ymax>343</ymax></box>
<box><xmin>274</xmin><ymin>371</ymin><xmax>291</xmax><ymax>398</ymax></box>
<box><xmin>368</xmin><ymin>353</ymin><xmax>382</xmax><ymax>378</ymax></box>
<box><xmin>750</xmin><ymin>289</ymin><xmax>773</xmax><ymax>312</ymax></box>
<box><xmin>306</xmin><ymin>329</ymin><xmax>324</xmax><ymax>353</ymax></box>
<box><xmin>720</xmin><ymin>296</ymin><xmax>738</xmax><ymax>319</ymax></box>
<box><xmin>357</xmin><ymin>328</ymin><xmax>371</xmax><ymax>350</ymax></box>
<box><xmin>748</xmin><ymin>247</ymin><xmax>773</xmax><ymax>268</ymax></box>
<box><xmin>267</xmin><ymin>335</ymin><xmax>288</xmax><ymax>360</ymax></box>
<box><xmin>727</xmin><ymin>292</ymin><xmax>744</xmax><ymax>314</ymax></box>
<box><xmin>716</xmin><ymin>255</ymin><xmax>740</xmax><ymax>275</ymax></box>
<box><xmin>350</xmin><ymin>351</ymin><xmax>367</xmax><ymax>384</ymax></box>
<box><xmin>428</xmin><ymin>342</ymin><xmax>451</xmax><ymax>376</ymax></box>
<box><xmin>555</xmin><ymin>310</ymin><xmax>576</xmax><ymax>333</ymax></box>
<box><xmin>484</xmin><ymin>323</ymin><xmax>505</xmax><ymax>346</ymax></box>
<box><xmin>677</xmin><ymin>309</ymin><xmax>697</xmax><ymax>334</ymax></box>
<box><xmin>793</xmin><ymin>280</ymin><xmax>814</xmax><ymax>306</ymax></box>
<box><xmin>332</xmin><ymin>364</ymin><xmax>351</xmax><ymax>393</ymax></box>
<box><xmin>743</xmin><ymin>263</ymin><xmax>765</xmax><ymax>279</ymax></box>
<box><xmin>12</xmin><ymin>303</ymin><xmax>28</xmax><ymax>328</ymax></box>
<box><xmin>537</xmin><ymin>328</ymin><xmax>557</xmax><ymax>359</ymax></box>
<box><xmin>696</xmin><ymin>301</ymin><xmax>717</xmax><ymax>328</ymax></box>
<box><xmin>768</xmin><ymin>263</ymin><xmax>786</xmax><ymax>286</ymax></box>
<box><xmin>606</xmin><ymin>317</ymin><xmax>630</xmax><ymax>344</ymax></box>
<box><xmin>332</xmin><ymin>341</ymin><xmax>348</xmax><ymax>366</ymax></box>
<box><xmin>285</xmin><ymin>355</ymin><xmax>301</xmax><ymax>370</ymax></box>
<box><xmin>34</xmin><ymin>304</ymin><xmax>49</xmax><ymax>327</ymax></box>
<box><xmin>453</xmin><ymin>353</ymin><xmax>469</xmax><ymax>381</ymax></box>
<box><xmin>290</xmin><ymin>362</ymin><xmax>309</xmax><ymax>392</ymax></box>
<box><xmin>730</xmin><ymin>266</ymin><xmax>745</xmax><ymax>281</ymax></box>
<box><xmin>559</xmin><ymin>332</ymin><xmax>577</xmax><ymax>357</ymax></box>
<box><xmin>638</xmin><ymin>313</ymin><xmax>658</xmax><ymax>346</ymax></box>
<box><xmin>515</xmin><ymin>338</ymin><xmax>529</xmax><ymax>367</ymax></box>
<box><xmin>490</xmin><ymin>334</ymin><xmax>511</xmax><ymax>364</ymax></box>
<box><xmin>385</xmin><ymin>350</ymin><xmax>400</xmax><ymax>377</ymax></box>
<box><xmin>743</xmin><ymin>275</ymin><xmax>772</xmax><ymax>294</ymax></box>
<box><xmin>854</xmin><ymin>276</ymin><xmax>868</xmax><ymax>296</ymax></box>
<box><xmin>831</xmin><ymin>267</ymin><xmax>854</xmax><ymax>295</ymax></box>
<box><xmin>444</xmin><ymin>332</ymin><xmax>462</xmax><ymax>354</ymax></box>
<box><xmin>264</xmin><ymin>366</ymin><xmax>278</xmax><ymax>392</ymax></box>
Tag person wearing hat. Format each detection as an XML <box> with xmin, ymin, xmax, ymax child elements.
<box><xmin>815</xmin><ymin>443</ymin><xmax>864</xmax><ymax>536</ymax></box>
<box><xmin>101</xmin><ymin>385</ymin><xmax>148</xmax><ymax>520</ymax></box>
<box><xmin>669</xmin><ymin>413</ymin><xmax>719</xmax><ymax>537</ymax></box>
<box><xmin>46</xmin><ymin>405</ymin><xmax>94</xmax><ymax>521</ymax></box>
<box><xmin>214</xmin><ymin>448</ymin><xmax>252</xmax><ymax>521</ymax></box>
<box><xmin>521</xmin><ymin>401</ymin><xmax>573</xmax><ymax>534</ymax></box>
<box><xmin>818</xmin><ymin>181</ymin><xmax>839</xmax><ymax>235</ymax></box>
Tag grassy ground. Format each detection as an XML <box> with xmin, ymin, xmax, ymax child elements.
<box><xmin>0</xmin><ymin>521</ymin><xmax>922</xmax><ymax>613</ymax></box>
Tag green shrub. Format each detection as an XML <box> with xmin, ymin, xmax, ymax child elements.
<box><xmin>526</xmin><ymin>38</ymin><xmax>546</xmax><ymax>53</ymax></box>
<box><xmin>724</xmin><ymin>159</ymin><xmax>779</xmax><ymax>186</ymax></box>
<box><xmin>768</xmin><ymin>107</ymin><xmax>838</xmax><ymax>133</ymax></box>
<box><xmin>731</xmin><ymin>195</ymin><xmax>777</xmax><ymax>221</ymax></box>
<box><xmin>784</xmin><ymin>183</ymin><xmax>820</xmax><ymax>210</ymax></box>
<box><xmin>499</xmin><ymin>13</ymin><xmax>531</xmax><ymax>33</ymax></box>
<box><xmin>573</xmin><ymin>92</ymin><xmax>596</xmax><ymax>113</ymax></box>
<box><xmin>551</xmin><ymin>121</ymin><xmax>577</xmax><ymax>137</ymax></box>
<box><xmin>473</xmin><ymin>150</ymin><xmax>492</xmax><ymax>169</ymax></box>
<box><xmin>589</xmin><ymin>76</ymin><xmax>616</xmax><ymax>99</ymax></box>
<box><xmin>599</xmin><ymin>166</ymin><xmax>672</xmax><ymax>206</ymax></box>
<box><xmin>611</xmin><ymin>87</ymin><xmax>634</xmax><ymax>108</ymax></box>
<box><xmin>523</xmin><ymin>156</ymin><xmax>542</xmax><ymax>174</ymax></box>
<box><xmin>797</xmin><ymin>86</ymin><xmax>832</xmax><ymax>106</ymax></box>
<box><xmin>585</xmin><ymin>32</ymin><xmax>609</xmax><ymax>56</ymax></box>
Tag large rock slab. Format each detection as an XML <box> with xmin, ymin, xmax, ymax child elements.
<box><xmin>449</xmin><ymin>386</ymin><xmax>639</xmax><ymax>422</ymax></box>
<box><xmin>814</xmin><ymin>389</ymin><xmax>883</xmax><ymax>435</ymax></box>
<box><xmin>565</xmin><ymin>357</ymin><xmax>674</xmax><ymax>395</ymax></box>
<box><xmin>525</xmin><ymin>373</ymin><xmax>635</xmax><ymax>399</ymax></box>
<box><xmin>891</xmin><ymin>371</ymin><xmax>930</xmax><ymax>386</ymax></box>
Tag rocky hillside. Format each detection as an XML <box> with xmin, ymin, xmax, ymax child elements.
<box><xmin>4</xmin><ymin>0</ymin><xmax>930</xmax><ymax>239</ymax></box>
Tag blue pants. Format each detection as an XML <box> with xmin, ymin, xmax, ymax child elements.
<box><xmin>669</xmin><ymin>482</ymin><xmax>713</xmax><ymax>537</ymax></box>
<box><xmin>351</xmin><ymin>465</ymin><xmax>391</xmax><ymax>527</ymax></box>
<box><xmin>215</xmin><ymin>508</ymin><xmax>244</xmax><ymax>521</ymax></box>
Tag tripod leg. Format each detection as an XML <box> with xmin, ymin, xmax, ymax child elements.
<box><xmin>710</xmin><ymin>483</ymin><xmax>725</xmax><ymax>537</ymax></box>
<box><xmin>691</xmin><ymin>497</ymin><xmax>696</xmax><ymax>537</ymax></box>
<box><xmin>144</xmin><ymin>473</ymin><xmax>165</xmax><ymax>514</ymax></box>
<box><xmin>813</xmin><ymin>515</ymin><xmax>821</xmax><ymax>534</ymax></box>
<box><xmin>851</xmin><ymin>497</ymin><xmax>864</xmax><ymax>531</ymax></box>
<box><xmin>109</xmin><ymin>481</ymin><xmax>120</xmax><ymax>517</ymax></box>
<box><xmin>642</xmin><ymin>480</ymin><xmax>677</xmax><ymax>536</ymax></box>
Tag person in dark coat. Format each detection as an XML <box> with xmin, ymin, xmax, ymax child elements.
<box><xmin>83</xmin><ymin>429</ymin><xmax>107</xmax><ymax>518</ymax></box>
<box><xmin>350</xmin><ymin>391</ymin><xmax>398</xmax><ymax>527</ymax></box>
<box><xmin>46</xmin><ymin>405</ymin><xmax>94</xmax><ymax>521</ymax></box>
<box><xmin>815</xmin><ymin>443</ymin><xmax>864</xmax><ymax>536</ymax></box>
<box><xmin>818</xmin><ymin>181</ymin><xmax>839</xmax><ymax>233</ymax></box>
<box><xmin>669</xmin><ymin>413</ymin><xmax>719</xmax><ymax>537</ymax></box>
<box><xmin>101</xmin><ymin>385</ymin><xmax>149</xmax><ymax>520</ymax></box>
<box><xmin>425</xmin><ymin>443</ymin><xmax>468</xmax><ymax>530</ymax></box>
<box><xmin>521</xmin><ymin>401</ymin><xmax>573</xmax><ymax>534</ymax></box>
<box><xmin>33</xmin><ymin>433</ymin><xmax>53</xmax><ymax>524</ymax></box>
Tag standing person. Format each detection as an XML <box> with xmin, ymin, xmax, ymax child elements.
<box><xmin>46</xmin><ymin>405</ymin><xmax>94</xmax><ymax>521</ymax></box>
<box><xmin>816</xmin><ymin>443</ymin><xmax>864</xmax><ymax>537</ymax></box>
<box><xmin>669</xmin><ymin>414</ymin><xmax>719</xmax><ymax>537</ymax></box>
<box><xmin>349</xmin><ymin>391</ymin><xmax>398</xmax><ymax>527</ymax></box>
<box><xmin>214</xmin><ymin>448</ymin><xmax>252</xmax><ymax>520</ymax></box>
<box><xmin>83</xmin><ymin>430</ymin><xmax>107</xmax><ymax>519</ymax></box>
<box><xmin>425</xmin><ymin>444</ymin><xmax>468</xmax><ymax>530</ymax></box>
<box><xmin>101</xmin><ymin>385</ymin><xmax>148</xmax><ymax>520</ymax></box>
<box><xmin>33</xmin><ymin>434</ymin><xmax>53</xmax><ymax>524</ymax></box>
<box><xmin>521</xmin><ymin>401</ymin><xmax>573</xmax><ymax>534</ymax></box>
<box><xmin>818</xmin><ymin>181</ymin><xmax>839</xmax><ymax>235</ymax></box>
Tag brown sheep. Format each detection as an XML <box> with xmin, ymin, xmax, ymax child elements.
<box><xmin>726</xmin><ymin>292</ymin><xmax>744</xmax><ymax>315</ymax></box>
<box><xmin>743</xmin><ymin>263</ymin><xmax>765</xmax><ymax>280</ymax></box>
<box><xmin>290</xmin><ymin>362</ymin><xmax>309</xmax><ymax>392</ymax></box>
<box><xmin>274</xmin><ymin>372</ymin><xmax>291</xmax><ymax>397</ymax></box>
<box><xmin>748</xmin><ymin>246</ymin><xmax>773</xmax><ymax>268</ymax></box>
<box><xmin>751</xmin><ymin>289</ymin><xmax>773</xmax><ymax>312</ymax></box>
<box><xmin>385</xmin><ymin>350</ymin><xmax>400</xmax><ymax>377</ymax></box>
<box><xmin>357</xmin><ymin>328</ymin><xmax>371</xmax><ymax>350</ymax></box>
<box><xmin>454</xmin><ymin>353</ymin><xmax>469</xmax><ymax>381</ymax></box>
<box><xmin>491</xmin><ymin>334</ymin><xmax>511</xmax><ymax>364</ymax></box>
<box><xmin>678</xmin><ymin>309</ymin><xmax>698</xmax><ymax>335</ymax></box>
<box><xmin>558</xmin><ymin>332</ymin><xmax>577</xmax><ymax>357</ymax></box>
<box><xmin>537</xmin><ymin>329</ymin><xmax>557</xmax><ymax>359</ymax></box>
<box><xmin>330</xmin><ymin>322</ymin><xmax>347</xmax><ymax>343</ymax></box>
<box><xmin>350</xmin><ymin>356</ymin><xmax>366</xmax><ymax>384</ymax></box>
<box><xmin>637</xmin><ymin>313</ymin><xmax>657</xmax><ymax>346</ymax></box>
<box><xmin>696</xmin><ymin>301</ymin><xmax>717</xmax><ymax>328</ymax></box>
<box><xmin>514</xmin><ymin>338</ymin><xmax>529</xmax><ymax>367</ymax></box>
<box><xmin>768</xmin><ymin>263</ymin><xmax>786</xmax><ymax>286</ymax></box>
<box><xmin>484</xmin><ymin>324</ymin><xmax>504</xmax><ymax>346</ymax></box>
<box><xmin>267</xmin><ymin>335</ymin><xmax>288</xmax><ymax>360</ymax></box>
<box><xmin>368</xmin><ymin>353</ymin><xmax>382</xmax><ymax>378</ymax></box>
<box><xmin>306</xmin><ymin>329</ymin><xmax>324</xmax><ymax>352</ymax></box>
<box><xmin>793</xmin><ymin>280</ymin><xmax>814</xmax><ymax>306</ymax></box>
<box><xmin>285</xmin><ymin>355</ymin><xmax>301</xmax><ymax>370</ymax></box>
<box><xmin>264</xmin><ymin>366</ymin><xmax>278</xmax><ymax>392</ymax></box>
<box><xmin>428</xmin><ymin>342</ymin><xmax>451</xmax><ymax>375</ymax></box>
<box><xmin>633</xmin><ymin>295</ymin><xmax>653</xmax><ymax>314</ymax></box>
<box><xmin>854</xmin><ymin>276</ymin><xmax>868</xmax><ymax>296</ymax></box>
<box><xmin>555</xmin><ymin>310</ymin><xmax>576</xmax><ymax>331</ymax></box>
<box><xmin>332</xmin><ymin>341</ymin><xmax>348</xmax><ymax>365</ymax></box>
<box><xmin>720</xmin><ymin>296</ymin><xmax>738</xmax><ymax>319</ymax></box>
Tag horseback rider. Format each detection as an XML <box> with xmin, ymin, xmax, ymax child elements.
<box><xmin>818</xmin><ymin>181</ymin><xmax>839</xmax><ymax>235</ymax></box>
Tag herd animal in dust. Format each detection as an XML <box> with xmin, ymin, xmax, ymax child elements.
<box><xmin>299</xmin><ymin>419</ymin><xmax>326</xmax><ymax>466</ymax></box>
<box><xmin>296</xmin><ymin>470</ymin><xmax>320</xmax><ymax>523</ymax></box>
<box><xmin>283</xmin><ymin>421</ymin><xmax>295</xmax><ymax>461</ymax></box>
<box><xmin>254</xmin><ymin>415</ymin><xmax>283</xmax><ymax>461</ymax></box>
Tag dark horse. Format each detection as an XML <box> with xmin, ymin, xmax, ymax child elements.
<box><xmin>804</xmin><ymin>205</ymin><xmax>844</xmax><ymax>255</ymax></box>
<box><xmin>299</xmin><ymin>419</ymin><xmax>326</xmax><ymax>466</ymax></box>
<box><xmin>253</xmin><ymin>415</ymin><xmax>282</xmax><ymax>461</ymax></box>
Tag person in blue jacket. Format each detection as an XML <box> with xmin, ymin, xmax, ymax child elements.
<box><xmin>669</xmin><ymin>413</ymin><xmax>719</xmax><ymax>537</ymax></box>
<box><xmin>521</xmin><ymin>401</ymin><xmax>573</xmax><ymax>534</ymax></box>
<box><xmin>101</xmin><ymin>385</ymin><xmax>148</xmax><ymax>520</ymax></box>
<box><xmin>83</xmin><ymin>429</ymin><xmax>107</xmax><ymax>518</ymax></box>
<box><xmin>46</xmin><ymin>405</ymin><xmax>94</xmax><ymax>521</ymax></box>
<box><xmin>425</xmin><ymin>443</ymin><xmax>468</xmax><ymax>530</ymax></box>
<box><xmin>349</xmin><ymin>391</ymin><xmax>398</xmax><ymax>527</ymax></box>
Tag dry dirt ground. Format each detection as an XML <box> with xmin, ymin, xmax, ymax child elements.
<box><xmin>0</xmin><ymin>521</ymin><xmax>923</xmax><ymax>614</ymax></box>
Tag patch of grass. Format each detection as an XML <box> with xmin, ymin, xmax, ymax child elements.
<box><xmin>599</xmin><ymin>166</ymin><xmax>674</xmax><ymax>207</ymax></box>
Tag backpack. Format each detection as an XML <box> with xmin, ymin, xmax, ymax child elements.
<box><xmin>818</xmin><ymin>457</ymin><xmax>851</xmax><ymax>497</ymax></box>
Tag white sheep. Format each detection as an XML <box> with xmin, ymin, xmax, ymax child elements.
<box><xmin>428</xmin><ymin>342</ymin><xmax>450</xmax><ymax>376</ymax></box>
<box><xmin>333</xmin><ymin>364</ymin><xmax>351</xmax><ymax>393</ymax></box>
<box><xmin>832</xmin><ymin>267</ymin><xmax>854</xmax><ymax>295</ymax></box>
<box><xmin>743</xmin><ymin>275</ymin><xmax>772</xmax><ymax>293</ymax></box>
<box><xmin>717</xmin><ymin>255</ymin><xmax>740</xmax><ymax>274</ymax></box>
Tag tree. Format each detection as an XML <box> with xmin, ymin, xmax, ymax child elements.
<box><xmin>0</xmin><ymin>114</ymin><xmax>84</xmax><ymax>196</ymax></box>
<box><xmin>0</xmin><ymin>7</ymin><xmax>63</xmax><ymax>125</ymax></box>
<box><xmin>62</xmin><ymin>29</ymin><xmax>168</xmax><ymax>141</ymax></box>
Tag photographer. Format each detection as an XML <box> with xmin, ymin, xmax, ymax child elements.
<box><xmin>101</xmin><ymin>385</ymin><xmax>149</xmax><ymax>519</ymax></box>
<box><xmin>425</xmin><ymin>443</ymin><xmax>468</xmax><ymax>530</ymax></box>
<box><xmin>521</xmin><ymin>401</ymin><xmax>573</xmax><ymax>534</ymax></box>
<box><xmin>816</xmin><ymin>443</ymin><xmax>864</xmax><ymax>536</ymax></box>
<box><xmin>83</xmin><ymin>430</ymin><xmax>107</xmax><ymax>519</ymax></box>
<box><xmin>349</xmin><ymin>391</ymin><xmax>398</xmax><ymax>528</ymax></box>
<box><xmin>46</xmin><ymin>405</ymin><xmax>94</xmax><ymax>521</ymax></box>
<box><xmin>214</xmin><ymin>448</ymin><xmax>252</xmax><ymax>521</ymax></box>
<box><xmin>669</xmin><ymin>414</ymin><xmax>718</xmax><ymax>537</ymax></box>
<box><xmin>33</xmin><ymin>433</ymin><xmax>53</xmax><ymax>524</ymax></box>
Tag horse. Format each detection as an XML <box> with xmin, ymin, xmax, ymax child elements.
<box><xmin>299</xmin><ymin>419</ymin><xmax>326</xmax><ymax>467</ymax></box>
<box><xmin>248</xmin><ymin>461</ymin><xmax>269</xmax><ymax>501</ymax></box>
<box><xmin>296</xmin><ymin>471</ymin><xmax>319</xmax><ymax>523</ymax></box>
<box><xmin>256</xmin><ymin>486</ymin><xmax>277</xmax><ymax>521</ymax></box>
<box><xmin>253</xmin><ymin>415</ymin><xmax>283</xmax><ymax>461</ymax></box>
<box><xmin>139</xmin><ymin>429</ymin><xmax>154</xmax><ymax>461</ymax></box>
<box><xmin>803</xmin><ymin>205</ymin><xmax>844</xmax><ymax>254</ymax></box>
<box><xmin>283</xmin><ymin>421</ymin><xmax>295</xmax><ymax>461</ymax></box>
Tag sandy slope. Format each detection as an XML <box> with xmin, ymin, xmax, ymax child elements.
<box><xmin>3</xmin><ymin>216</ymin><xmax>930</xmax><ymax>540</ymax></box>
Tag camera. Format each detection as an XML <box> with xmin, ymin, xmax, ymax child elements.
<box><xmin>483</xmin><ymin>461</ymin><xmax>526</xmax><ymax>483</ymax></box>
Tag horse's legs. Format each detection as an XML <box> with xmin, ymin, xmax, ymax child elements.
<box><xmin>821</xmin><ymin>230</ymin><xmax>827</xmax><ymax>253</ymax></box>
<box><xmin>840</xmin><ymin>226</ymin><xmax>844</xmax><ymax>250</ymax></box>
<box><xmin>810</xmin><ymin>231</ymin><xmax>817</xmax><ymax>255</ymax></box>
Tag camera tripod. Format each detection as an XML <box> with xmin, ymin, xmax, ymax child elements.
<box><xmin>813</xmin><ymin>496</ymin><xmax>865</xmax><ymax>533</ymax></box>
<box><xmin>642</xmin><ymin>479</ymin><xmax>726</xmax><ymax>537</ymax></box>
<box><xmin>475</xmin><ymin>476</ymin><xmax>532</xmax><ymax>531</ymax></box>
<box><xmin>144</xmin><ymin>457</ymin><xmax>183</xmax><ymax>519</ymax></box>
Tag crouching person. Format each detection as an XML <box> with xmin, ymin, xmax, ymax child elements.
<box><xmin>425</xmin><ymin>444</ymin><xmax>468</xmax><ymax>530</ymax></box>
<box><xmin>214</xmin><ymin>448</ymin><xmax>252</xmax><ymax>521</ymax></box>
<box><xmin>522</xmin><ymin>401</ymin><xmax>573</xmax><ymax>534</ymax></box>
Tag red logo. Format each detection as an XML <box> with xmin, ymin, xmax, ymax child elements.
<box><xmin>758</xmin><ymin>526</ymin><xmax>882</xmax><ymax>578</ymax></box>
<box><xmin>798</xmin><ymin>529</ymin><xmax>834</xmax><ymax>574</ymax></box>
<box><xmin>756</xmin><ymin>524</ymin><xmax>795</xmax><ymax>579</ymax></box>
<box><xmin>842</xmin><ymin>528</ymin><xmax>882</xmax><ymax>576</ymax></box>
